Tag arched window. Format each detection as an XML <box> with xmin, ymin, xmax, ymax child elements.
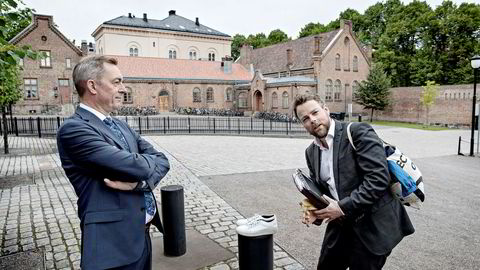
<box><xmin>344</xmin><ymin>37</ymin><xmax>350</xmax><ymax>70</ymax></box>
<box><xmin>129</xmin><ymin>46</ymin><xmax>138</xmax><ymax>57</ymax></box>
<box><xmin>325</xmin><ymin>79</ymin><xmax>333</xmax><ymax>101</ymax></box>
<box><xmin>463</xmin><ymin>93</ymin><xmax>466</xmax><ymax>99</ymax></box>
<box><xmin>225</xmin><ymin>88</ymin><xmax>233</xmax><ymax>101</ymax></box>
<box><xmin>238</xmin><ymin>92</ymin><xmax>247</xmax><ymax>108</ymax></box>
<box><xmin>335</xmin><ymin>54</ymin><xmax>341</xmax><ymax>70</ymax></box>
<box><xmin>454</xmin><ymin>93</ymin><xmax>457</xmax><ymax>100</ymax></box>
<box><xmin>169</xmin><ymin>49</ymin><xmax>177</xmax><ymax>59</ymax></box>
<box><xmin>208</xmin><ymin>52</ymin><xmax>215</xmax><ymax>61</ymax></box>
<box><xmin>189</xmin><ymin>50</ymin><xmax>197</xmax><ymax>60</ymax></box>
<box><xmin>353</xmin><ymin>56</ymin><xmax>358</xmax><ymax>72</ymax></box>
<box><xmin>159</xmin><ymin>90</ymin><xmax>169</xmax><ymax>96</ymax></box>
<box><xmin>282</xmin><ymin>91</ymin><xmax>289</xmax><ymax>108</ymax></box>
<box><xmin>352</xmin><ymin>80</ymin><xmax>359</xmax><ymax>100</ymax></box>
<box><xmin>193</xmin><ymin>88</ymin><xmax>201</xmax><ymax>102</ymax></box>
<box><xmin>445</xmin><ymin>93</ymin><xmax>448</xmax><ymax>100</ymax></box>
<box><xmin>207</xmin><ymin>87</ymin><xmax>214</xmax><ymax>102</ymax></box>
<box><xmin>123</xmin><ymin>87</ymin><xmax>133</xmax><ymax>103</ymax></box>
<box><xmin>272</xmin><ymin>92</ymin><xmax>278</xmax><ymax>108</ymax></box>
<box><xmin>334</xmin><ymin>80</ymin><xmax>341</xmax><ymax>100</ymax></box>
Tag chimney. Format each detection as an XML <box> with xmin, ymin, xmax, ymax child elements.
<box><xmin>143</xmin><ymin>13</ymin><xmax>147</xmax><ymax>22</ymax></box>
<box><xmin>286</xmin><ymin>49</ymin><xmax>293</xmax><ymax>68</ymax></box>
<box><xmin>340</xmin><ymin>19</ymin><xmax>352</xmax><ymax>31</ymax></box>
<box><xmin>81</xmin><ymin>40</ymin><xmax>88</xmax><ymax>55</ymax></box>
<box><xmin>222</xmin><ymin>56</ymin><xmax>233</xmax><ymax>74</ymax></box>
<box><xmin>195</xmin><ymin>17</ymin><xmax>200</xmax><ymax>26</ymax></box>
<box><xmin>128</xmin><ymin>13</ymin><xmax>132</xmax><ymax>18</ymax></box>
<box><xmin>314</xmin><ymin>36</ymin><xmax>322</xmax><ymax>56</ymax></box>
<box><xmin>169</xmin><ymin>10</ymin><xmax>176</xmax><ymax>16</ymax></box>
<box><xmin>239</xmin><ymin>44</ymin><xmax>253</xmax><ymax>64</ymax></box>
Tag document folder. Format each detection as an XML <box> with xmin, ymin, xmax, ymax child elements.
<box><xmin>292</xmin><ymin>169</ymin><xmax>329</xmax><ymax>210</ymax></box>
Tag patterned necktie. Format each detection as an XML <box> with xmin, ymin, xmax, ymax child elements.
<box><xmin>103</xmin><ymin>117</ymin><xmax>156</xmax><ymax>218</ymax></box>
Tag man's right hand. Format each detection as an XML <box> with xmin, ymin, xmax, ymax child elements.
<box><xmin>104</xmin><ymin>178</ymin><xmax>137</xmax><ymax>191</ymax></box>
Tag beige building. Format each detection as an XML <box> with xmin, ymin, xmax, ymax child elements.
<box><xmin>9</xmin><ymin>14</ymin><xmax>83</xmax><ymax>115</ymax></box>
<box><xmin>237</xmin><ymin>20</ymin><xmax>371</xmax><ymax>115</ymax></box>
<box><xmin>92</xmin><ymin>10</ymin><xmax>232</xmax><ymax>61</ymax></box>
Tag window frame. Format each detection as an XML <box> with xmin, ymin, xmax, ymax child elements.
<box><xmin>24</xmin><ymin>78</ymin><xmax>38</xmax><ymax>99</ymax></box>
<box><xmin>334</xmin><ymin>80</ymin><xmax>342</xmax><ymax>101</ymax></box>
<box><xmin>206</xmin><ymin>87</ymin><xmax>214</xmax><ymax>102</ymax></box>
<box><xmin>193</xmin><ymin>88</ymin><xmax>201</xmax><ymax>102</ymax></box>
<box><xmin>335</xmin><ymin>54</ymin><xmax>340</xmax><ymax>71</ymax></box>
<box><xmin>40</xmin><ymin>51</ymin><xmax>51</xmax><ymax>68</ymax></box>
<box><xmin>271</xmin><ymin>92</ymin><xmax>278</xmax><ymax>108</ymax></box>
<box><xmin>325</xmin><ymin>79</ymin><xmax>333</xmax><ymax>101</ymax></box>
<box><xmin>123</xmin><ymin>87</ymin><xmax>133</xmax><ymax>103</ymax></box>
<box><xmin>353</xmin><ymin>56</ymin><xmax>358</xmax><ymax>72</ymax></box>
<box><xmin>58</xmin><ymin>78</ymin><xmax>69</xmax><ymax>87</ymax></box>
<box><xmin>282</xmin><ymin>91</ymin><xmax>289</xmax><ymax>109</ymax></box>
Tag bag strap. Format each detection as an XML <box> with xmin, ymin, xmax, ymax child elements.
<box><xmin>346</xmin><ymin>123</ymin><xmax>356</xmax><ymax>151</ymax></box>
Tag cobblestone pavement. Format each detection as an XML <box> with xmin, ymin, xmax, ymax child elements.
<box><xmin>0</xmin><ymin>136</ymin><xmax>305</xmax><ymax>270</ymax></box>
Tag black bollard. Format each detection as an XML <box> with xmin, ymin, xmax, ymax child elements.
<box><xmin>358</xmin><ymin>115</ymin><xmax>362</xmax><ymax>122</ymax></box>
<box><xmin>161</xmin><ymin>185</ymin><xmax>186</xmax><ymax>256</ymax></box>
<box><xmin>238</xmin><ymin>234</ymin><xmax>273</xmax><ymax>270</ymax></box>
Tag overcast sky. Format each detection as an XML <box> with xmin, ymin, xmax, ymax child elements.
<box><xmin>22</xmin><ymin>0</ymin><xmax>479</xmax><ymax>44</ymax></box>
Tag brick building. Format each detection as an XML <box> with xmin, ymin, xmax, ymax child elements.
<box><xmin>237</xmin><ymin>20</ymin><xmax>371</xmax><ymax>115</ymax></box>
<box><xmin>9</xmin><ymin>14</ymin><xmax>83</xmax><ymax>115</ymax></box>
<box><xmin>114</xmin><ymin>55</ymin><xmax>251</xmax><ymax>111</ymax></box>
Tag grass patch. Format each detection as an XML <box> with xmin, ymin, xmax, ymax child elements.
<box><xmin>368</xmin><ymin>121</ymin><xmax>450</xmax><ymax>131</ymax></box>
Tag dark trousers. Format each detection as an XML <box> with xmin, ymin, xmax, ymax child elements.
<box><xmin>317</xmin><ymin>224</ymin><xmax>389</xmax><ymax>270</ymax></box>
<box><xmin>110</xmin><ymin>228</ymin><xmax>152</xmax><ymax>270</ymax></box>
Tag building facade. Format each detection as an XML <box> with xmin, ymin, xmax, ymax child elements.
<box><xmin>9</xmin><ymin>14</ymin><xmax>83</xmax><ymax>115</ymax></box>
<box><xmin>92</xmin><ymin>10</ymin><xmax>232</xmax><ymax>61</ymax></box>
<box><xmin>237</xmin><ymin>20</ymin><xmax>371</xmax><ymax>115</ymax></box>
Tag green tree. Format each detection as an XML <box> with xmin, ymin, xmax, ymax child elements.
<box><xmin>246</xmin><ymin>33</ymin><xmax>268</xmax><ymax>49</ymax></box>
<box><xmin>231</xmin><ymin>34</ymin><xmax>246</xmax><ymax>60</ymax></box>
<box><xmin>355</xmin><ymin>64</ymin><xmax>391</xmax><ymax>122</ymax></box>
<box><xmin>1</xmin><ymin>0</ymin><xmax>41</xmax><ymax>153</ymax></box>
<box><xmin>298</xmin><ymin>22</ymin><xmax>329</xmax><ymax>38</ymax></box>
<box><xmin>420</xmin><ymin>80</ymin><xmax>438</xmax><ymax>126</ymax></box>
<box><xmin>267</xmin><ymin>29</ymin><xmax>289</xmax><ymax>45</ymax></box>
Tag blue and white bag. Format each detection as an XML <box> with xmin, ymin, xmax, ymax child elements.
<box><xmin>347</xmin><ymin>123</ymin><xmax>425</xmax><ymax>209</ymax></box>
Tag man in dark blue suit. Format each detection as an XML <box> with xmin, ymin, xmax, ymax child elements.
<box><xmin>57</xmin><ymin>56</ymin><xmax>170</xmax><ymax>269</ymax></box>
<box><xmin>293</xmin><ymin>95</ymin><xmax>414</xmax><ymax>270</ymax></box>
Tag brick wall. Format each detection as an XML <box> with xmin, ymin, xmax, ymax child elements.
<box><xmin>374</xmin><ymin>84</ymin><xmax>476</xmax><ymax>126</ymax></box>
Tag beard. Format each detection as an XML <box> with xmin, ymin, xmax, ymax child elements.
<box><xmin>310</xmin><ymin>120</ymin><xmax>330</xmax><ymax>139</ymax></box>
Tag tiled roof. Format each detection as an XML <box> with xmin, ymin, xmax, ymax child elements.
<box><xmin>112</xmin><ymin>55</ymin><xmax>251</xmax><ymax>82</ymax></box>
<box><xmin>250</xmin><ymin>30</ymin><xmax>340</xmax><ymax>74</ymax></box>
<box><xmin>102</xmin><ymin>14</ymin><xmax>230</xmax><ymax>38</ymax></box>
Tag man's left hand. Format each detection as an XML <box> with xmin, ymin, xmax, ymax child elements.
<box><xmin>104</xmin><ymin>178</ymin><xmax>137</xmax><ymax>191</ymax></box>
<box><xmin>312</xmin><ymin>195</ymin><xmax>345</xmax><ymax>223</ymax></box>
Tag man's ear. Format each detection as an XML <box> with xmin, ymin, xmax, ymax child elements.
<box><xmin>86</xmin><ymin>80</ymin><xmax>97</xmax><ymax>95</ymax></box>
<box><xmin>324</xmin><ymin>106</ymin><xmax>330</xmax><ymax>114</ymax></box>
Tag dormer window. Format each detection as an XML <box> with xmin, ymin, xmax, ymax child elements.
<box><xmin>129</xmin><ymin>46</ymin><xmax>138</xmax><ymax>56</ymax></box>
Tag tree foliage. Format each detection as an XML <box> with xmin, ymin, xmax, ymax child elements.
<box><xmin>231</xmin><ymin>29</ymin><xmax>290</xmax><ymax>60</ymax></box>
<box><xmin>355</xmin><ymin>64</ymin><xmax>391</xmax><ymax>121</ymax></box>
<box><xmin>295</xmin><ymin>0</ymin><xmax>480</xmax><ymax>87</ymax></box>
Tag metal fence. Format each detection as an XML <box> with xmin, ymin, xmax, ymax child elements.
<box><xmin>0</xmin><ymin>116</ymin><xmax>310</xmax><ymax>138</ymax></box>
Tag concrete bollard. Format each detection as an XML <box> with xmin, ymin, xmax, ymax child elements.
<box><xmin>238</xmin><ymin>234</ymin><xmax>273</xmax><ymax>270</ymax></box>
<box><xmin>161</xmin><ymin>185</ymin><xmax>186</xmax><ymax>256</ymax></box>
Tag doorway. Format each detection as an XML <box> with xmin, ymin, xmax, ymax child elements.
<box><xmin>158</xmin><ymin>90</ymin><xmax>169</xmax><ymax>112</ymax></box>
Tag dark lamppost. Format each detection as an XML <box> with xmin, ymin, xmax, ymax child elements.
<box><xmin>470</xmin><ymin>55</ymin><xmax>480</xmax><ymax>156</ymax></box>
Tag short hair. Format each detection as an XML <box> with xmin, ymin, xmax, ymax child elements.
<box><xmin>292</xmin><ymin>94</ymin><xmax>325</xmax><ymax>119</ymax></box>
<box><xmin>73</xmin><ymin>55</ymin><xmax>118</xmax><ymax>97</ymax></box>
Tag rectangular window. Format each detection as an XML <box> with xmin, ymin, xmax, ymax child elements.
<box><xmin>24</xmin><ymin>79</ymin><xmax>38</xmax><ymax>99</ymax></box>
<box><xmin>123</xmin><ymin>92</ymin><xmax>132</xmax><ymax>103</ymax></box>
<box><xmin>40</xmin><ymin>51</ymin><xmax>51</xmax><ymax>67</ymax></box>
<box><xmin>66</xmin><ymin>58</ymin><xmax>71</xmax><ymax>69</ymax></box>
<box><xmin>58</xmin><ymin>79</ymin><xmax>69</xmax><ymax>86</ymax></box>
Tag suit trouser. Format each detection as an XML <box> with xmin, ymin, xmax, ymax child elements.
<box><xmin>317</xmin><ymin>222</ymin><xmax>389</xmax><ymax>270</ymax></box>
<box><xmin>109</xmin><ymin>227</ymin><xmax>152</xmax><ymax>270</ymax></box>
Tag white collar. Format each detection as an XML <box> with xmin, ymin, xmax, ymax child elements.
<box><xmin>79</xmin><ymin>103</ymin><xmax>109</xmax><ymax>121</ymax></box>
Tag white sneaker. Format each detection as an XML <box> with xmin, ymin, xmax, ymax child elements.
<box><xmin>236</xmin><ymin>214</ymin><xmax>275</xmax><ymax>226</ymax></box>
<box><xmin>236</xmin><ymin>216</ymin><xmax>278</xmax><ymax>237</ymax></box>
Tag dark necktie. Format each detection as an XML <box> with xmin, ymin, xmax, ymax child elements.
<box><xmin>103</xmin><ymin>117</ymin><xmax>156</xmax><ymax>219</ymax></box>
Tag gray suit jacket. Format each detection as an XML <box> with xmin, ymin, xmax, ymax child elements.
<box><xmin>305</xmin><ymin>120</ymin><xmax>414</xmax><ymax>255</ymax></box>
<box><xmin>57</xmin><ymin>107</ymin><xmax>170</xmax><ymax>269</ymax></box>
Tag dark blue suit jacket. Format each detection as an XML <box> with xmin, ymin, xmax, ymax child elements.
<box><xmin>305</xmin><ymin>121</ymin><xmax>414</xmax><ymax>256</ymax></box>
<box><xmin>57</xmin><ymin>107</ymin><xmax>170</xmax><ymax>269</ymax></box>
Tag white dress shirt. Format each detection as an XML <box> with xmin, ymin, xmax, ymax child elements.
<box><xmin>313</xmin><ymin>120</ymin><xmax>339</xmax><ymax>200</ymax></box>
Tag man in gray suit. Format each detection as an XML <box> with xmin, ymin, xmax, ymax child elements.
<box><xmin>57</xmin><ymin>56</ymin><xmax>170</xmax><ymax>269</ymax></box>
<box><xmin>293</xmin><ymin>94</ymin><xmax>414</xmax><ymax>270</ymax></box>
